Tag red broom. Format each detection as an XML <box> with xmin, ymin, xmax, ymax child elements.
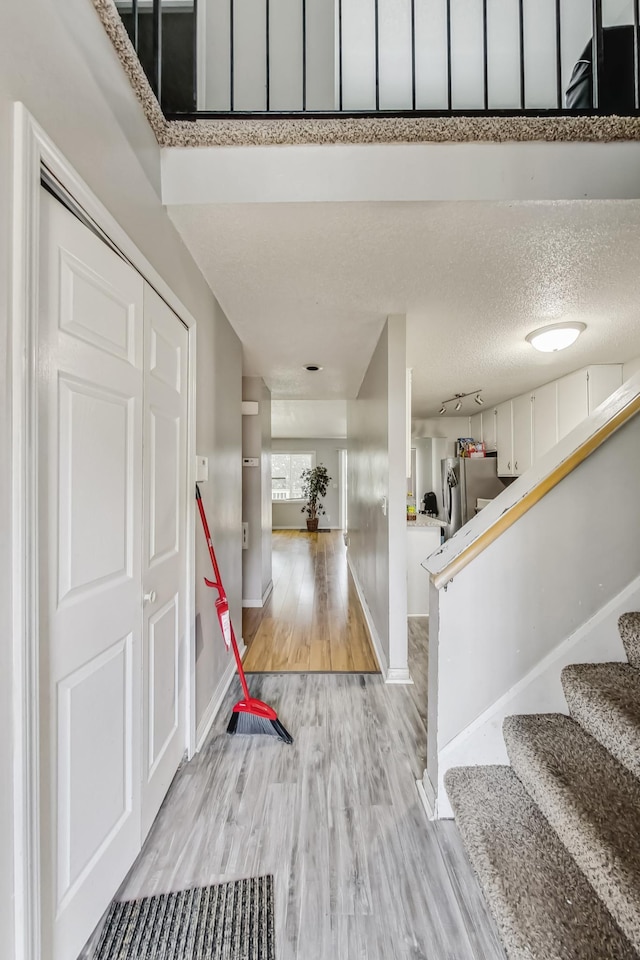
<box><xmin>195</xmin><ymin>485</ymin><xmax>293</xmax><ymax>744</ymax></box>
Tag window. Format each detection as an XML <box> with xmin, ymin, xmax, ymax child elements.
<box><xmin>271</xmin><ymin>452</ymin><xmax>315</xmax><ymax>501</ymax></box>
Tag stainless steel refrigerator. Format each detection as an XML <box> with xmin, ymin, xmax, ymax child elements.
<box><xmin>441</xmin><ymin>457</ymin><xmax>506</xmax><ymax>540</ymax></box>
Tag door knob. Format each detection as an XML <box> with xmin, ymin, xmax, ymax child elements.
<box><xmin>144</xmin><ymin>590</ymin><xmax>157</xmax><ymax>605</ymax></box>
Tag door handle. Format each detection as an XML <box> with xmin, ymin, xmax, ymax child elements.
<box><xmin>514</xmin><ymin>461</ymin><xmax>518</xmax><ymax>471</ymax></box>
<box><xmin>507</xmin><ymin>461</ymin><xmax>511</xmax><ymax>471</ymax></box>
<box><xmin>144</xmin><ymin>590</ymin><xmax>157</xmax><ymax>605</ymax></box>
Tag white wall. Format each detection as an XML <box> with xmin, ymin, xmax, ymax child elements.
<box><xmin>347</xmin><ymin>316</ymin><xmax>409</xmax><ymax>680</ymax></box>
<box><xmin>0</xmin><ymin>2</ymin><xmax>242</xmax><ymax>954</ymax></box>
<box><xmin>425</xmin><ymin>394</ymin><xmax>640</xmax><ymax>816</ymax></box>
<box><xmin>271</xmin><ymin>438</ymin><xmax>342</xmax><ymax>529</ymax></box>
<box><xmin>241</xmin><ymin>378</ymin><xmax>273</xmax><ymax>605</ymax></box>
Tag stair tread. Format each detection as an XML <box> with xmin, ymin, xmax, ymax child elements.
<box><xmin>619</xmin><ymin>612</ymin><xmax>640</xmax><ymax>670</ymax></box>
<box><xmin>444</xmin><ymin>765</ymin><xmax>638</xmax><ymax>960</ymax></box>
<box><xmin>562</xmin><ymin>662</ymin><xmax>640</xmax><ymax>780</ymax></box>
<box><xmin>504</xmin><ymin>713</ymin><xmax>640</xmax><ymax>951</ymax></box>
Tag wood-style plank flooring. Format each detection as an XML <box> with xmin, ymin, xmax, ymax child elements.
<box><xmin>96</xmin><ymin>620</ymin><xmax>506</xmax><ymax>960</ymax></box>
<box><xmin>243</xmin><ymin>531</ymin><xmax>379</xmax><ymax>673</ymax></box>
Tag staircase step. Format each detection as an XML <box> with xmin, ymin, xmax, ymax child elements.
<box><xmin>444</xmin><ymin>765</ymin><xmax>637</xmax><ymax>960</ymax></box>
<box><xmin>562</xmin><ymin>663</ymin><xmax>640</xmax><ymax>780</ymax></box>
<box><xmin>504</xmin><ymin>713</ymin><xmax>640</xmax><ymax>951</ymax></box>
<box><xmin>619</xmin><ymin>612</ymin><xmax>640</xmax><ymax>670</ymax></box>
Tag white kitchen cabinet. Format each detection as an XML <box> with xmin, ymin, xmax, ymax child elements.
<box><xmin>532</xmin><ymin>380</ymin><xmax>558</xmax><ymax>461</ymax></box>
<box><xmin>512</xmin><ymin>393</ymin><xmax>533</xmax><ymax>475</ymax></box>
<box><xmin>470</xmin><ymin>411</ymin><xmax>482</xmax><ymax>442</ymax></box>
<box><xmin>482</xmin><ymin>410</ymin><xmax>497</xmax><ymax>450</ymax></box>
<box><xmin>557</xmin><ymin>365</ymin><xmax>622</xmax><ymax>440</ymax></box>
<box><xmin>557</xmin><ymin>369</ymin><xmax>588</xmax><ymax>440</ymax></box>
<box><xmin>588</xmin><ymin>364</ymin><xmax>622</xmax><ymax>412</ymax></box>
<box><xmin>495</xmin><ymin>402</ymin><xmax>513</xmax><ymax>475</ymax></box>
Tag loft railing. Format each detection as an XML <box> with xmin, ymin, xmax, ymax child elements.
<box><xmin>114</xmin><ymin>0</ymin><xmax>640</xmax><ymax>119</ymax></box>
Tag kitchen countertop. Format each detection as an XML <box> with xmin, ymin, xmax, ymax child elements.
<box><xmin>407</xmin><ymin>516</ymin><xmax>446</xmax><ymax>529</ymax></box>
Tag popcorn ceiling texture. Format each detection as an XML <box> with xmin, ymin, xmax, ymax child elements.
<box><xmin>93</xmin><ymin>0</ymin><xmax>640</xmax><ymax>147</ymax></box>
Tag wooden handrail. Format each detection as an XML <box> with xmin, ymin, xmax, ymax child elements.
<box><xmin>431</xmin><ymin>390</ymin><xmax>640</xmax><ymax>591</ymax></box>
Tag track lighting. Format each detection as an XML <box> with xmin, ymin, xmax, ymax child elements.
<box><xmin>438</xmin><ymin>389</ymin><xmax>483</xmax><ymax>415</ymax></box>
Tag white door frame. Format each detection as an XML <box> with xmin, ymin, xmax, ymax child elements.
<box><xmin>11</xmin><ymin>103</ymin><xmax>198</xmax><ymax>960</ymax></box>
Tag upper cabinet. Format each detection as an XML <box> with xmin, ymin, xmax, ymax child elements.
<box><xmin>495</xmin><ymin>395</ymin><xmax>532</xmax><ymax>477</ymax></box>
<box><xmin>512</xmin><ymin>393</ymin><xmax>533</xmax><ymax>475</ymax></box>
<box><xmin>557</xmin><ymin>365</ymin><xmax>622</xmax><ymax>441</ymax></box>
<box><xmin>490</xmin><ymin>364</ymin><xmax>622</xmax><ymax>478</ymax></box>
<box><xmin>532</xmin><ymin>380</ymin><xmax>558</xmax><ymax>461</ymax></box>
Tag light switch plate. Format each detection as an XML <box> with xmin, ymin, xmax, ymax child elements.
<box><xmin>242</xmin><ymin>457</ymin><xmax>259</xmax><ymax>467</ymax></box>
<box><xmin>195</xmin><ymin>455</ymin><xmax>209</xmax><ymax>482</ymax></box>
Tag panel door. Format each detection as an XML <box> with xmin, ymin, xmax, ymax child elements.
<box><xmin>512</xmin><ymin>393</ymin><xmax>533</xmax><ymax>475</ymax></box>
<box><xmin>39</xmin><ymin>191</ymin><xmax>144</xmax><ymax>960</ymax></box>
<box><xmin>557</xmin><ymin>369</ymin><xmax>588</xmax><ymax>440</ymax></box>
<box><xmin>532</xmin><ymin>380</ymin><xmax>558</xmax><ymax>462</ymax></box>
<box><xmin>141</xmin><ymin>285</ymin><xmax>189</xmax><ymax>838</ymax></box>
<box><xmin>495</xmin><ymin>401</ymin><xmax>513</xmax><ymax>475</ymax></box>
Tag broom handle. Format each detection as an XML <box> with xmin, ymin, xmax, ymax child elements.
<box><xmin>196</xmin><ymin>485</ymin><xmax>250</xmax><ymax>702</ymax></box>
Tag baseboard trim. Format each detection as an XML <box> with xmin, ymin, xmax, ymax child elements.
<box><xmin>347</xmin><ymin>553</ymin><xmax>389</xmax><ymax>678</ymax></box>
<box><xmin>416</xmin><ymin>776</ymin><xmax>436</xmax><ymax>821</ymax></box>
<box><xmin>387</xmin><ymin>667</ymin><xmax>413</xmax><ymax>684</ymax></box>
<box><xmin>195</xmin><ymin>640</ymin><xmax>246</xmax><ymax>752</ymax></box>
<box><xmin>242</xmin><ymin>580</ymin><xmax>273</xmax><ymax>609</ymax></box>
<box><xmin>272</xmin><ymin>525</ymin><xmax>342</xmax><ymax>531</ymax></box>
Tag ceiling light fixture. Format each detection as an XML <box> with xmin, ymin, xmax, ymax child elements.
<box><xmin>438</xmin><ymin>389</ymin><xmax>483</xmax><ymax>415</ymax></box>
<box><xmin>525</xmin><ymin>321</ymin><xmax>586</xmax><ymax>353</ymax></box>
<box><xmin>303</xmin><ymin>363</ymin><xmax>323</xmax><ymax>372</ymax></box>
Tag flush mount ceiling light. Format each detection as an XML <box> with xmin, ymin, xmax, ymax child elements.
<box><xmin>439</xmin><ymin>389</ymin><xmax>483</xmax><ymax>415</ymax></box>
<box><xmin>525</xmin><ymin>321</ymin><xmax>586</xmax><ymax>353</ymax></box>
<box><xmin>303</xmin><ymin>363</ymin><xmax>323</xmax><ymax>372</ymax></box>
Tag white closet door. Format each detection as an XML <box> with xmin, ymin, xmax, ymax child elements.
<box><xmin>141</xmin><ymin>285</ymin><xmax>189</xmax><ymax>837</ymax></box>
<box><xmin>39</xmin><ymin>190</ymin><xmax>144</xmax><ymax>960</ymax></box>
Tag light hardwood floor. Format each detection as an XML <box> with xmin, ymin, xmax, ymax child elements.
<box><xmin>87</xmin><ymin>621</ymin><xmax>506</xmax><ymax>960</ymax></box>
<box><xmin>243</xmin><ymin>531</ymin><xmax>379</xmax><ymax>673</ymax></box>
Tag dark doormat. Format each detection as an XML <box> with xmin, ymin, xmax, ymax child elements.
<box><xmin>93</xmin><ymin>876</ymin><xmax>275</xmax><ymax>959</ymax></box>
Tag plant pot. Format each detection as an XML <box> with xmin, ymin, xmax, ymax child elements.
<box><xmin>306</xmin><ymin>518</ymin><xmax>319</xmax><ymax>532</ymax></box>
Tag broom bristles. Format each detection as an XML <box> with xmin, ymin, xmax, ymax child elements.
<box><xmin>227</xmin><ymin>710</ymin><xmax>293</xmax><ymax>744</ymax></box>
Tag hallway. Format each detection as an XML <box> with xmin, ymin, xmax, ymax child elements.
<box><xmin>243</xmin><ymin>531</ymin><xmax>379</xmax><ymax>673</ymax></box>
<box><xmin>105</xmin><ymin>623</ymin><xmax>506</xmax><ymax>960</ymax></box>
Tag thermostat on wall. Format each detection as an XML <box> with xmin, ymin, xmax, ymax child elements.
<box><xmin>242</xmin><ymin>457</ymin><xmax>259</xmax><ymax>467</ymax></box>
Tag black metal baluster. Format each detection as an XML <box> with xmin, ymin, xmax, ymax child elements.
<box><xmin>374</xmin><ymin>0</ymin><xmax>380</xmax><ymax>110</ymax></box>
<box><xmin>338</xmin><ymin>0</ymin><xmax>343</xmax><ymax>110</ymax></box>
<box><xmin>152</xmin><ymin>0</ymin><xmax>162</xmax><ymax>103</ymax></box>
<box><xmin>302</xmin><ymin>0</ymin><xmax>307</xmax><ymax>110</ymax></box>
<box><xmin>555</xmin><ymin>0</ymin><xmax>562</xmax><ymax>108</ymax></box>
<box><xmin>229</xmin><ymin>0</ymin><xmax>234</xmax><ymax>110</ymax></box>
<box><xmin>518</xmin><ymin>0</ymin><xmax>525</xmax><ymax>109</ymax></box>
<box><xmin>634</xmin><ymin>0</ymin><xmax>640</xmax><ymax>109</ymax></box>
<box><xmin>446</xmin><ymin>0</ymin><xmax>452</xmax><ymax>109</ymax></box>
<box><xmin>592</xmin><ymin>0</ymin><xmax>603</xmax><ymax>109</ymax></box>
<box><xmin>192</xmin><ymin>0</ymin><xmax>198</xmax><ymax>110</ymax></box>
<box><xmin>482</xmin><ymin>0</ymin><xmax>488</xmax><ymax>109</ymax></box>
<box><xmin>411</xmin><ymin>0</ymin><xmax>416</xmax><ymax>110</ymax></box>
<box><xmin>266</xmin><ymin>0</ymin><xmax>270</xmax><ymax>110</ymax></box>
<box><xmin>132</xmin><ymin>0</ymin><xmax>139</xmax><ymax>51</ymax></box>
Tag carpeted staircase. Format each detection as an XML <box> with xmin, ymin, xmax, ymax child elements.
<box><xmin>445</xmin><ymin>612</ymin><xmax>640</xmax><ymax>960</ymax></box>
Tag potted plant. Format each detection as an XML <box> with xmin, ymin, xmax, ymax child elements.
<box><xmin>300</xmin><ymin>463</ymin><xmax>331</xmax><ymax>532</ymax></box>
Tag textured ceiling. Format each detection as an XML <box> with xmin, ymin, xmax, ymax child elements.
<box><xmin>168</xmin><ymin>199</ymin><xmax>640</xmax><ymax>417</ymax></box>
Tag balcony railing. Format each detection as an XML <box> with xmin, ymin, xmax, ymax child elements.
<box><xmin>114</xmin><ymin>0</ymin><xmax>640</xmax><ymax>119</ymax></box>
